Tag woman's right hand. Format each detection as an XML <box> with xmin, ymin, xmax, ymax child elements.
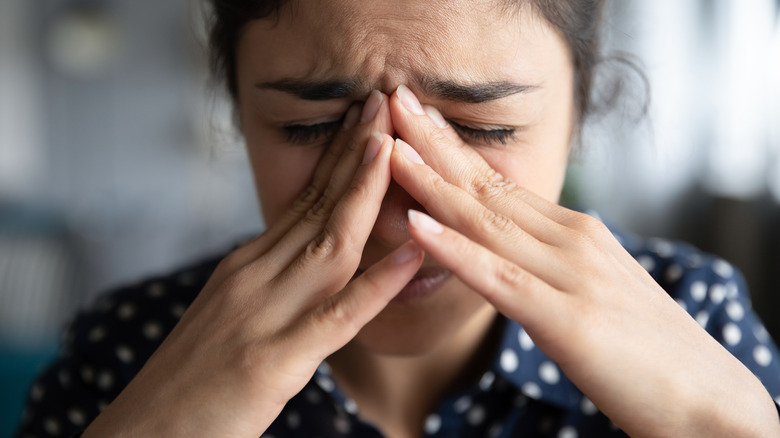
<box><xmin>82</xmin><ymin>91</ymin><xmax>423</xmax><ymax>437</ymax></box>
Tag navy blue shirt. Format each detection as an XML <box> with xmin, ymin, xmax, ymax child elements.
<box><xmin>14</xmin><ymin>226</ymin><xmax>780</xmax><ymax>437</ymax></box>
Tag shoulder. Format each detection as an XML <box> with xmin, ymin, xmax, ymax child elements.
<box><xmin>610</xmin><ymin>224</ymin><xmax>780</xmax><ymax>396</ymax></box>
<box><xmin>65</xmin><ymin>253</ymin><xmax>224</xmax><ymax>374</ymax></box>
<box><xmin>610</xmin><ymin>225</ymin><xmax>747</xmax><ymax>310</ymax></box>
<box><xmin>15</xmin><ymin>252</ymin><xmax>226</xmax><ymax>436</ymax></box>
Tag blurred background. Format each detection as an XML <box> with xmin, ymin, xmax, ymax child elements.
<box><xmin>0</xmin><ymin>0</ymin><xmax>778</xmax><ymax>435</ymax></box>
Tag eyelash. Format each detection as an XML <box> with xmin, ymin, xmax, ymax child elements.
<box><xmin>282</xmin><ymin>118</ymin><xmax>516</xmax><ymax>146</ymax></box>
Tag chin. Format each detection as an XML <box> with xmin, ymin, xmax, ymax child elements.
<box><xmin>350</xmin><ymin>279</ymin><xmax>494</xmax><ymax>357</ymax></box>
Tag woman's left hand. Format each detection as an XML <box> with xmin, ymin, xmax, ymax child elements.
<box><xmin>386</xmin><ymin>86</ymin><xmax>780</xmax><ymax>438</ymax></box>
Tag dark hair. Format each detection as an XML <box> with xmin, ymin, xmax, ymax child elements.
<box><xmin>207</xmin><ymin>0</ymin><xmax>605</xmax><ymax>123</ymax></box>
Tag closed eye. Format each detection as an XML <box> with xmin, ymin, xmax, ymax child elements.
<box><xmin>282</xmin><ymin>119</ymin><xmax>342</xmax><ymax>145</ymax></box>
<box><xmin>448</xmin><ymin>120</ymin><xmax>516</xmax><ymax>146</ymax></box>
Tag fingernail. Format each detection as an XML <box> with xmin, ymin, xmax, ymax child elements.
<box><xmin>424</xmin><ymin>105</ymin><xmax>448</xmax><ymax>129</ymax></box>
<box><xmin>342</xmin><ymin>104</ymin><xmax>361</xmax><ymax>129</ymax></box>
<box><xmin>391</xmin><ymin>241</ymin><xmax>421</xmax><ymax>265</ymax></box>
<box><xmin>397</xmin><ymin>85</ymin><xmax>425</xmax><ymax>116</ymax></box>
<box><xmin>363</xmin><ymin>131</ymin><xmax>383</xmax><ymax>164</ymax></box>
<box><xmin>394</xmin><ymin>139</ymin><xmax>424</xmax><ymax>164</ymax></box>
<box><xmin>360</xmin><ymin>90</ymin><xmax>383</xmax><ymax>123</ymax></box>
<box><xmin>408</xmin><ymin>210</ymin><xmax>443</xmax><ymax>234</ymax></box>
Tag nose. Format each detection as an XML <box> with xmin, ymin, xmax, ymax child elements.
<box><xmin>370</xmin><ymin>180</ymin><xmax>424</xmax><ymax>248</ymax></box>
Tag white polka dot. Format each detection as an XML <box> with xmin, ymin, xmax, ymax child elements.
<box><xmin>344</xmin><ymin>399</ymin><xmax>358</xmax><ymax>415</ymax></box>
<box><xmin>147</xmin><ymin>282</ymin><xmax>165</xmax><ymax>298</ymax></box>
<box><xmin>521</xmin><ymin>382</ymin><xmax>542</xmax><ymax>399</ymax></box>
<box><xmin>88</xmin><ymin>326</ymin><xmax>107</xmax><ymax>343</ymax></box>
<box><xmin>726</xmin><ymin>301</ymin><xmax>745</xmax><ymax>321</ymax></box>
<box><xmin>513</xmin><ymin>393</ymin><xmax>529</xmax><ymax>407</ymax></box>
<box><xmin>286</xmin><ymin>410</ymin><xmax>301</xmax><ymax>429</ymax></box>
<box><xmin>67</xmin><ymin>408</ymin><xmax>86</xmax><ymax>426</ymax></box>
<box><xmin>43</xmin><ymin>418</ymin><xmax>61</xmax><ymax>435</ymax></box>
<box><xmin>315</xmin><ymin>376</ymin><xmax>335</xmax><ymax>392</ymax></box>
<box><xmin>317</xmin><ymin>361</ymin><xmax>332</xmax><ymax>375</ymax></box>
<box><xmin>539</xmin><ymin>362</ymin><xmax>560</xmax><ymax>385</ymax></box>
<box><xmin>116</xmin><ymin>345</ymin><xmax>134</xmax><ymax>363</ymax></box>
<box><xmin>479</xmin><ymin>371</ymin><xmax>495</xmax><ymax>390</ymax></box>
<box><xmin>454</xmin><ymin>395</ymin><xmax>472</xmax><ymax>414</ymax></box>
<box><xmin>695</xmin><ymin>310</ymin><xmax>709</xmax><ymax>328</ymax></box>
<box><xmin>637</xmin><ymin>255</ymin><xmax>655</xmax><ymax>272</ymax></box>
<box><xmin>558</xmin><ymin>426</ymin><xmax>578</xmax><ymax>438</ymax></box>
<box><xmin>690</xmin><ymin>281</ymin><xmax>707</xmax><ymax>302</ymax></box>
<box><xmin>675</xmin><ymin>298</ymin><xmax>687</xmax><ymax>312</ymax></box>
<box><xmin>726</xmin><ymin>282</ymin><xmax>739</xmax><ymax>299</ymax></box>
<box><xmin>754</xmin><ymin>345</ymin><xmax>773</xmax><ymax>367</ymax></box>
<box><xmin>723</xmin><ymin>323</ymin><xmax>742</xmax><ymax>346</ymax></box>
<box><xmin>171</xmin><ymin>303</ymin><xmax>187</xmax><ymax>319</ymax></box>
<box><xmin>117</xmin><ymin>303</ymin><xmax>136</xmax><ymax>320</ymax></box>
<box><xmin>487</xmin><ymin>424</ymin><xmax>503</xmax><ymax>438</ymax></box>
<box><xmin>177</xmin><ymin>272</ymin><xmax>196</xmax><ymax>286</ymax></box>
<box><xmin>143</xmin><ymin>321</ymin><xmax>163</xmax><ymax>340</ymax></box>
<box><xmin>518</xmin><ymin>328</ymin><xmax>535</xmax><ymax>351</ymax></box>
<box><xmin>333</xmin><ymin>416</ymin><xmax>351</xmax><ymax>434</ymax></box>
<box><xmin>424</xmin><ymin>414</ymin><xmax>441</xmax><ymax>434</ymax></box>
<box><xmin>80</xmin><ymin>366</ymin><xmax>95</xmax><ymax>383</ymax></box>
<box><xmin>710</xmin><ymin>284</ymin><xmax>726</xmax><ymax>304</ymax></box>
<box><xmin>665</xmin><ymin>264</ymin><xmax>683</xmax><ymax>283</ymax></box>
<box><xmin>687</xmin><ymin>254</ymin><xmax>702</xmax><ymax>268</ymax></box>
<box><xmin>97</xmin><ymin>400</ymin><xmax>109</xmax><ymax>412</ymax></box>
<box><xmin>500</xmin><ymin>349</ymin><xmax>519</xmax><ymax>373</ymax></box>
<box><xmin>466</xmin><ymin>405</ymin><xmax>486</xmax><ymax>425</ymax></box>
<box><xmin>651</xmin><ymin>239</ymin><xmax>675</xmax><ymax>258</ymax></box>
<box><xmin>713</xmin><ymin>259</ymin><xmax>734</xmax><ymax>278</ymax></box>
<box><xmin>580</xmin><ymin>397</ymin><xmax>598</xmax><ymax>415</ymax></box>
<box><xmin>97</xmin><ymin>371</ymin><xmax>114</xmax><ymax>391</ymax></box>
<box><xmin>754</xmin><ymin>324</ymin><xmax>770</xmax><ymax>343</ymax></box>
<box><xmin>305</xmin><ymin>388</ymin><xmax>322</xmax><ymax>404</ymax></box>
<box><xmin>30</xmin><ymin>385</ymin><xmax>44</xmax><ymax>403</ymax></box>
<box><xmin>58</xmin><ymin>370</ymin><xmax>71</xmax><ymax>388</ymax></box>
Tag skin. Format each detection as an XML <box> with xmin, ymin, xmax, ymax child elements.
<box><xmin>82</xmin><ymin>1</ymin><xmax>780</xmax><ymax>437</ymax></box>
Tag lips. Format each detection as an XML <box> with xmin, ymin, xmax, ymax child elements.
<box><xmin>392</xmin><ymin>267</ymin><xmax>452</xmax><ymax>303</ymax></box>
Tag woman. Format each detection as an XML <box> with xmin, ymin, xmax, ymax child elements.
<box><xmin>16</xmin><ymin>0</ymin><xmax>780</xmax><ymax>436</ymax></box>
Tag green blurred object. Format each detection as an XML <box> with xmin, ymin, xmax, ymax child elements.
<box><xmin>0</xmin><ymin>343</ymin><xmax>57</xmax><ymax>438</ymax></box>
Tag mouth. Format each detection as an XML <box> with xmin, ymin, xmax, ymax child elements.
<box><xmin>355</xmin><ymin>266</ymin><xmax>452</xmax><ymax>304</ymax></box>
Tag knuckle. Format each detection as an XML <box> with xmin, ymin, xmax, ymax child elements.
<box><xmin>470</xmin><ymin>168</ymin><xmax>510</xmax><ymax>202</ymax></box>
<box><xmin>491</xmin><ymin>260</ymin><xmax>526</xmax><ymax>293</ymax></box>
<box><xmin>316</xmin><ymin>297</ymin><xmax>360</xmax><ymax>335</ymax></box>
<box><xmin>475</xmin><ymin>208</ymin><xmax>516</xmax><ymax>236</ymax></box>
<box><xmin>302</xmin><ymin>191</ymin><xmax>336</xmax><ymax>225</ymax></box>
<box><xmin>567</xmin><ymin>212</ymin><xmax>610</xmax><ymax>241</ymax></box>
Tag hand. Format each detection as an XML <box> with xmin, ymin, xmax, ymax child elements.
<box><xmin>387</xmin><ymin>86</ymin><xmax>780</xmax><ymax>437</ymax></box>
<box><xmin>83</xmin><ymin>92</ymin><xmax>423</xmax><ymax>437</ymax></box>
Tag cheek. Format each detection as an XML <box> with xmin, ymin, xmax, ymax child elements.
<box><xmin>249</xmin><ymin>145</ymin><xmax>323</xmax><ymax>226</ymax></box>
<box><xmin>479</xmin><ymin>143</ymin><xmax>569</xmax><ymax>203</ymax></box>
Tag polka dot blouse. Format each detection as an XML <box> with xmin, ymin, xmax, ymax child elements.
<box><xmin>14</xmin><ymin>225</ymin><xmax>780</xmax><ymax>437</ymax></box>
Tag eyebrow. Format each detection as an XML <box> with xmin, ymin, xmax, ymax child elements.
<box><xmin>419</xmin><ymin>76</ymin><xmax>538</xmax><ymax>104</ymax></box>
<box><xmin>255</xmin><ymin>76</ymin><xmax>537</xmax><ymax>103</ymax></box>
<box><xmin>255</xmin><ymin>79</ymin><xmax>362</xmax><ymax>101</ymax></box>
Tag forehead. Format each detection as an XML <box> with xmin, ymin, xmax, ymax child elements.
<box><xmin>238</xmin><ymin>0</ymin><xmax>568</xmax><ymax>92</ymax></box>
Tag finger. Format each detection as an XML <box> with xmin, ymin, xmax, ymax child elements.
<box><xmin>218</xmin><ymin>103</ymin><xmax>365</xmax><ymax>275</ymax></box>
<box><xmin>405</xmin><ymin>210</ymin><xmax>563</xmax><ymax>333</ymax></box>
<box><xmin>271</xmin><ymin>132</ymin><xmax>395</xmax><ymax>303</ymax></box>
<box><xmin>391</xmin><ymin>142</ymin><xmax>569</xmax><ymax>288</ymax></box>
<box><xmin>294</xmin><ymin>240</ymin><xmax>424</xmax><ymax>357</ymax></box>
<box><xmin>231</xmin><ymin>92</ymin><xmax>393</xmax><ymax>273</ymax></box>
<box><xmin>389</xmin><ymin>85</ymin><xmax>569</xmax><ymax>226</ymax></box>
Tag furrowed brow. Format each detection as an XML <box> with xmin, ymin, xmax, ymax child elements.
<box><xmin>255</xmin><ymin>79</ymin><xmax>362</xmax><ymax>100</ymax></box>
<box><xmin>419</xmin><ymin>76</ymin><xmax>538</xmax><ymax>103</ymax></box>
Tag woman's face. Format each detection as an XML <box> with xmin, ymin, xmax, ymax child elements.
<box><xmin>235</xmin><ymin>0</ymin><xmax>574</xmax><ymax>355</ymax></box>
